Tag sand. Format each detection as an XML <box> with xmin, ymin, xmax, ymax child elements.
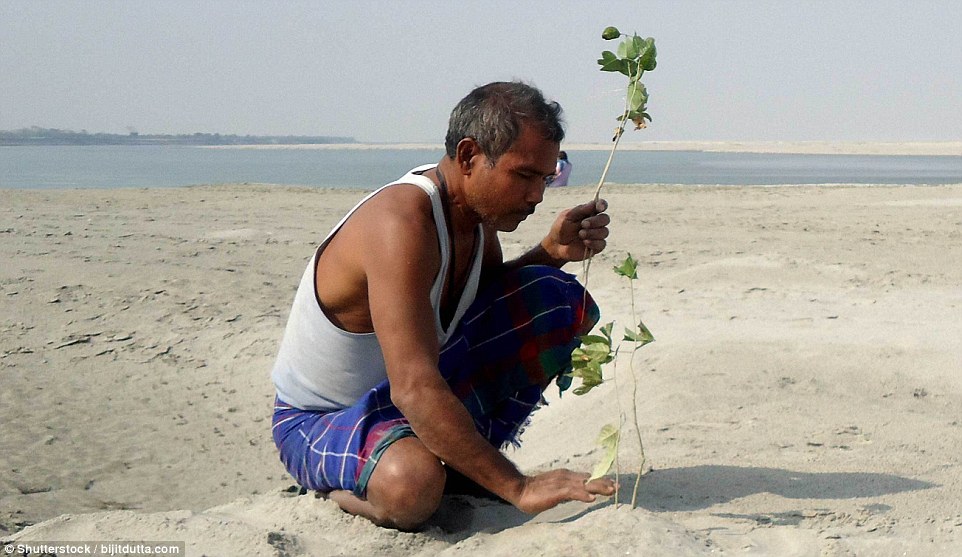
<box><xmin>2</xmin><ymin>180</ymin><xmax>961</xmax><ymax>555</ymax></box>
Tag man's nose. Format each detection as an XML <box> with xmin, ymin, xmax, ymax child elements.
<box><xmin>526</xmin><ymin>182</ymin><xmax>545</xmax><ymax>205</ymax></box>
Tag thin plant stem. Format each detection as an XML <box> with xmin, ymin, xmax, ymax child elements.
<box><xmin>610</xmin><ymin>345</ymin><xmax>623</xmax><ymax>507</ymax></box>
<box><xmin>627</xmin><ymin>274</ymin><xmax>647</xmax><ymax>508</ymax></box>
<box><xmin>592</xmin><ymin>121</ymin><xmax>625</xmax><ymax>205</ymax></box>
<box><xmin>582</xmin><ymin>65</ymin><xmax>644</xmax><ymax>284</ymax></box>
<box><xmin>592</xmin><ymin>65</ymin><xmax>643</xmax><ymax>203</ymax></box>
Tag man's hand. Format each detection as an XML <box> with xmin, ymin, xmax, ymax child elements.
<box><xmin>541</xmin><ymin>199</ymin><xmax>610</xmax><ymax>263</ymax></box>
<box><xmin>510</xmin><ymin>469</ymin><xmax>617</xmax><ymax>515</ymax></box>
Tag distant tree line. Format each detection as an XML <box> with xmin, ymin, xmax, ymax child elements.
<box><xmin>0</xmin><ymin>127</ymin><xmax>357</xmax><ymax>146</ymax></box>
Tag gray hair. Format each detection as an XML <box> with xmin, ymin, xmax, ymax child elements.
<box><xmin>444</xmin><ymin>81</ymin><xmax>565</xmax><ymax>164</ymax></box>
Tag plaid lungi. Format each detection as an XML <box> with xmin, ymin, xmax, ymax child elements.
<box><xmin>271</xmin><ymin>265</ymin><xmax>599</xmax><ymax>497</ymax></box>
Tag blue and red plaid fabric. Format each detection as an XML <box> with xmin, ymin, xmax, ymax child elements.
<box><xmin>271</xmin><ymin>265</ymin><xmax>599</xmax><ymax>497</ymax></box>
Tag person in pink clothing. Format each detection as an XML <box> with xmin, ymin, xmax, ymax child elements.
<box><xmin>549</xmin><ymin>150</ymin><xmax>573</xmax><ymax>187</ymax></box>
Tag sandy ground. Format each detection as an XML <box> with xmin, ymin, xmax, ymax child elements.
<box><xmin>2</xmin><ymin>180</ymin><xmax>961</xmax><ymax>556</ymax></box>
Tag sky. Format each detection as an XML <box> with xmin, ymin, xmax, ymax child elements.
<box><xmin>2</xmin><ymin>1</ymin><xmax>961</xmax><ymax>144</ymax></box>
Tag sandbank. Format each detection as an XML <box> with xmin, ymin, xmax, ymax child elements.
<box><xmin>2</xmin><ymin>182</ymin><xmax>961</xmax><ymax>555</ymax></box>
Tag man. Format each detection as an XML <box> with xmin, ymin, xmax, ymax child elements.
<box><xmin>271</xmin><ymin>81</ymin><xmax>614</xmax><ymax>530</ymax></box>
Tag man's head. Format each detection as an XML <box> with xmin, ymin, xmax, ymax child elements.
<box><xmin>444</xmin><ymin>82</ymin><xmax>565</xmax><ymax>166</ymax></box>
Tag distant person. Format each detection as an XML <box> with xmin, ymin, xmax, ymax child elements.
<box><xmin>270</xmin><ymin>81</ymin><xmax>613</xmax><ymax>530</ymax></box>
<box><xmin>549</xmin><ymin>150</ymin><xmax>573</xmax><ymax>187</ymax></box>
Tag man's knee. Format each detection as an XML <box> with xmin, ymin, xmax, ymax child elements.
<box><xmin>367</xmin><ymin>437</ymin><xmax>446</xmax><ymax>530</ymax></box>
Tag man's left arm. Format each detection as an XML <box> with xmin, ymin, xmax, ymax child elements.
<box><xmin>490</xmin><ymin>199</ymin><xmax>610</xmax><ymax>272</ymax></box>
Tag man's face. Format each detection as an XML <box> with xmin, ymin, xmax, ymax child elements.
<box><xmin>463</xmin><ymin>124</ymin><xmax>560</xmax><ymax>232</ymax></box>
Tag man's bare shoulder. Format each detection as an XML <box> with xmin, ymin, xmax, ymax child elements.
<box><xmin>335</xmin><ymin>184</ymin><xmax>440</xmax><ymax>258</ymax></box>
<box><xmin>315</xmin><ymin>184</ymin><xmax>440</xmax><ymax>331</ymax></box>
<box><xmin>353</xmin><ymin>183</ymin><xmax>433</xmax><ymax>228</ymax></box>
<box><xmin>362</xmin><ymin>183</ymin><xmax>433</xmax><ymax>218</ymax></box>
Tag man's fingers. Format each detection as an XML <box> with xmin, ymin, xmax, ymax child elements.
<box><xmin>516</xmin><ymin>470</ymin><xmax>618</xmax><ymax>513</ymax></box>
<box><xmin>566</xmin><ymin>471</ymin><xmax>615</xmax><ymax>499</ymax></box>
<box><xmin>575</xmin><ymin>208</ymin><xmax>609</xmax><ymax>255</ymax></box>
<box><xmin>580</xmin><ymin>212</ymin><xmax>611</xmax><ymax>231</ymax></box>
<box><xmin>566</xmin><ymin>199</ymin><xmax>609</xmax><ymax>223</ymax></box>
<box><xmin>583</xmin><ymin>239</ymin><xmax>607</xmax><ymax>253</ymax></box>
<box><xmin>568</xmin><ymin>475</ymin><xmax>615</xmax><ymax>503</ymax></box>
<box><xmin>585</xmin><ymin>477</ymin><xmax>617</xmax><ymax>496</ymax></box>
<box><xmin>578</xmin><ymin>226</ymin><xmax>610</xmax><ymax>241</ymax></box>
<box><xmin>577</xmin><ymin>221</ymin><xmax>608</xmax><ymax>253</ymax></box>
<box><xmin>566</xmin><ymin>472</ymin><xmax>597</xmax><ymax>503</ymax></box>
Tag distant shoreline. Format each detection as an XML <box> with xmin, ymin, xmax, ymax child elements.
<box><xmin>204</xmin><ymin>140</ymin><xmax>962</xmax><ymax>156</ymax></box>
<box><xmin>0</xmin><ymin>127</ymin><xmax>356</xmax><ymax>147</ymax></box>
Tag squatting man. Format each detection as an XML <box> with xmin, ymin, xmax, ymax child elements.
<box><xmin>270</xmin><ymin>81</ymin><xmax>615</xmax><ymax>529</ymax></box>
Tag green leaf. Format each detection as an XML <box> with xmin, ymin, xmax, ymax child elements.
<box><xmin>601</xmin><ymin>26</ymin><xmax>621</xmax><ymax>40</ymax></box>
<box><xmin>583</xmin><ymin>341</ymin><xmax>612</xmax><ymax>361</ymax></box>
<box><xmin>623</xmin><ymin>319</ymin><xmax>655</xmax><ymax>346</ymax></box>
<box><xmin>589</xmin><ymin>424</ymin><xmax>620</xmax><ymax>480</ymax></box>
<box><xmin>570</xmin><ymin>335</ymin><xmax>614</xmax><ymax>393</ymax></box>
<box><xmin>639</xmin><ymin>38</ymin><xmax>657</xmax><ymax>71</ymax></box>
<box><xmin>572</xmin><ymin>324</ymin><xmax>616</xmax><ymax>376</ymax></box>
<box><xmin>579</xmin><ymin>334</ymin><xmax>610</xmax><ymax>347</ymax></box>
<box><xmin>630</xmin><ymin>35</ymin><xmax>646</xmax><ymax>60</ymax></box>
<box><xmin>613</xmin><ymin>253</ymin><xmax>639</xmax><ymax>279</ymax></box>
<box><xmin>573</xmin><ymin>374</ymin><xmax>602</xmax><ymax>395</ymax></box>
<box><xmin>600</xmin><ymin>322</ymin><xmax>614</xmax><ymax>344</ymax></box>
<box><xmin>570</xmin><ymin>358</ymin><xmax>604</xmax><ymax>395</ymax></box>
<box><xmin>617</xmin><ymin>38</ymin><xmax>629</xmax><ymax>59</ymax></box>
<box><xmin>625</xmin><ymin>36</ymin><xmax>642</xmax><ymax>60</ymax></box>
<box><xmin>628</xmin><ymin>83</ymin><xmax>649</xmax><ymax>112</ymax></box>
<box><xmin>598</xmin><ymin>50</ymin><xmax>617</xmax><ymax>65</ymax></box>
<box><xmin>597</xmin><ymin>51</ymin><xmax>626</xmax><ymax>73</ymax></box>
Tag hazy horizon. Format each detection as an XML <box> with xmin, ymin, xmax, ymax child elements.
<box><xmin>3</xmin><ymin>1</ymin><xmax>961</xmax><ymax>144</ymax></box>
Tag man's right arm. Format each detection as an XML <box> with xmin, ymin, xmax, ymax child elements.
<box><xmin>357</xmin><ymin>190</ymin><xmax>613</xmax><ymax>513</ymax></box>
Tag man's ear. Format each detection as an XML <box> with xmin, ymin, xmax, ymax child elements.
<box><xmin>455</xmin><ymin>138</ymin><xmax>480</xmax><ymax>174</ymax></box>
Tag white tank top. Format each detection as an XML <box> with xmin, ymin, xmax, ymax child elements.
<box><xmin>271</xmin><ymin>164</ymin><xmax>485</xmax><ymax>411</ymax></box>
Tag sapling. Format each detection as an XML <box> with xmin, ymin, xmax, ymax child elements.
<box><xmin>569</xmin><ymin>26</ymin><xmax>657</xmax><ymax>509</ymax></box>
<box><xmin>592</xmin><ymin>26</ymin><xmax>656</xmax><ymax>204</ymax></box>
<box><xmin>570</xmin><ymin>253</ymin><xmax>654</xmax><ymax>508</ymax></box>
<box><xmin>613</xmin><ymin>253</ymin><xmax>655</xmax><ymax>508</ymax></box>
<box><xmin>582</xmin><ymin>26</ymin><xmax>657</xmax><ymax>277</ymax></box>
